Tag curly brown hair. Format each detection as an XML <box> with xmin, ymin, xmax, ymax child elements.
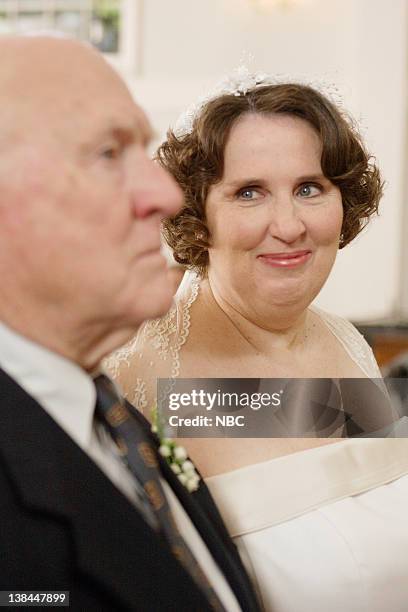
<box><xmin>157</xmin><ymin>83</ymin><xmax>383</xmax><ymax>276</ymax></box>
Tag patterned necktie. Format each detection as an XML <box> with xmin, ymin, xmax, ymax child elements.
<box><xmin>93</xmin><ymin>374</ymin><xmax>226</xmax><ymax>612</ymax></box>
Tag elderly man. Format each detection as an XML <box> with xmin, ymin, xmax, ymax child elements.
<box><xmin>0</xmin><ymin>36</ymin><xmax>259</xmax><ymax>611</ymax></box>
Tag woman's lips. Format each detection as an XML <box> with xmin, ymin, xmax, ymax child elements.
<box><xmin>257</xmin><ymin>250</ymin><xmax>312</xmax><ymax>268</ymax></box>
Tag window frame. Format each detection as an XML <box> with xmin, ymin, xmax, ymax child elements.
<box><xmin>0</xmin><ymin>0</ymin><xmax>140</xmax><ymax>76</ymax></box>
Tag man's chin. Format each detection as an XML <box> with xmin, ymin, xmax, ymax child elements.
<box><xmin>150</xmin><ymin>295</ymin><xmax>174</xmax><ymax>320</ymax></box>
<box><xmin>134</xmin><ymin>283</ymin><xmax>175</xmax><ymax>323</ymax></box>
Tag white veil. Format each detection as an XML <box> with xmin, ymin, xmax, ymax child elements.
<box><xmin>104</xmin><ymin>269</ymin><xmax>201</xmax><ymax>415</ymax></box>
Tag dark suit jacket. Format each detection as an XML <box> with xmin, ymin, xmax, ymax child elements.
<box><xmin>0</xmin><ymin>368</ymin><xmax>259</xmax><ymax>611</ymax></box>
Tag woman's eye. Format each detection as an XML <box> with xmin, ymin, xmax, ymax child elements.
<box><xmin>297</xmin><ymin>183</ymin><xmax>322</xmax><ymax>198</ymax></box>
<box><xmin>237</xmin><ymin>187</ymin><xmax>261</xmax><ymax>201</ymax></box>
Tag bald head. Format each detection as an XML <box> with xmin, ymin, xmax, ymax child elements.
<box><xmin>0</xmin><ymin>35</ymin><xmax>117</xmax><ymax>91</ymax></box>
<box><xmin>0</xmin><ymin>35</ymin><xmax>149</xmax><ymax>179</ymax></box>
<box><xmin>0</xmin><ymin>36</ymin><xmax>134</xmax><ymax>142</ymax></box>
<box><xmin>0</xmin><ymin>35</ymin><xmax>182</xmax><ymax>366</ymax></box>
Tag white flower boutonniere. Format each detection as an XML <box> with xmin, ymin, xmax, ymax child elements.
<box><xmin>152</xmin><ymin>407</ymin><xmax>201</xmax><ymax>492</ymax></box>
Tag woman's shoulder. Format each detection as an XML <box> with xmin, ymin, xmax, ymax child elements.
<box><xmin>309</xmin><ymin>304</ymin><xmax>381</xmax><ymax>378</ymax></box>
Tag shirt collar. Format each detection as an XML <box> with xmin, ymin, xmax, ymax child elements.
<box><xmin>0</xmin><ymin>321</ymin><xmax>96</xmax><ymax>450</ymax></box>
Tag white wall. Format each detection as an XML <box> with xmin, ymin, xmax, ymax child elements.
<box><xmin>121</xmin><ymin>0</ymin><xmax>408</xmax><ymax>322</ymax></box>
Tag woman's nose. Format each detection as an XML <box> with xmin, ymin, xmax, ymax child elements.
<box><xmin>267</xmin><ymin>197</ymin><xmax>306</xmax><ymax>244</ymax></box>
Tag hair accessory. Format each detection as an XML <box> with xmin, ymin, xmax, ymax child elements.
<box><xmin>173</xmin><ymin>60</ymin><xmax>345</xmax><ymax>138</ymax></box>
<box><xmin>195</xmin><ymin>231</ymin><xmax>206</xmax><ymax>242</ymax></box>
<box><xmin>174</xmin><ymin>63</ymin><xmax>274</xmax><ymax>138</ymax></box>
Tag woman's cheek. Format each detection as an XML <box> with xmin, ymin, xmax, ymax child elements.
<box><xmin>308</xmin><ymin>204</ymin><xmax>343</xmax><ymax>246</ymax></box>
<box><xmin>231</xmin><ymin>214</ymin><xmax>268</xmax><ymax>250</ymax></box>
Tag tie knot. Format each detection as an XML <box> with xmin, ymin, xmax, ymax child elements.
<box><xmin>94</xmin><ymin>374</ymin><xmax>130</xmax><ymax>429</ymax></box>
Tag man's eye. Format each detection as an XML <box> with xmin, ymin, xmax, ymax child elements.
<box><xmin>100</xmin><ymin>145</ymin><xmax>121</xmax><ymax>160</ymax></box>
<box><xmin>297</xmin><ymin>183</ymin><xmax>322</xmax><ymax>198</ymax></box>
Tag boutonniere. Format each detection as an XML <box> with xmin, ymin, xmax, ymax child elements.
<box><xmin>151</xmin><ymin>406</ymin><xmax>201</xmax><ymax>492</ymax></box>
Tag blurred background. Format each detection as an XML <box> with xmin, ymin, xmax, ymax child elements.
<box><xmin>1</xmin><ymin>0</ymin><xmax>407</xmax><ymax>367</ymax></box>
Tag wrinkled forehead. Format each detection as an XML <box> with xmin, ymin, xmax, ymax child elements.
<box><xmin>0</xmin><ymin>37</ymin><xmax>150</xmax><ymax>145</ymax></box>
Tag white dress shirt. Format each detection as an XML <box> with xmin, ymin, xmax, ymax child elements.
<box><xmin>0</xmin><ymin>322</ymin><xmax>241</xmax><ymax>612</ymax></box>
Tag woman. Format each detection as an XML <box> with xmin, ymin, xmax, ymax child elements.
<box><xmin>107</xmin><ymin>75</ymin><xmax>408</xmax><ymax>611</ymax></box>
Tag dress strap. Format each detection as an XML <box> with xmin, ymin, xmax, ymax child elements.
<box><xmin>310</xmin><ymin>304</ymin><xmax>382</xmax><ymax>378</ymax></box>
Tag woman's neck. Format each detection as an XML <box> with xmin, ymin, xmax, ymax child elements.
<box><xmin>201</xmin><ymin>277</ymin><xmax>311</xmax><ymax>353</ymax></box>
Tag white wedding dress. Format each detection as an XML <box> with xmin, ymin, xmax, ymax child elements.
<box><xmin>106</xmin><ymin>272</ymin><xmax>408</xmax><ymax>612</ymax></box>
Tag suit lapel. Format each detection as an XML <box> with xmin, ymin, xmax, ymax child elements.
<box><xmin>160</xmin><ymin>456</ymin><xmax>260</xmax><ymax>612</ymax></box>
<box><xmin>0</xmin><ymin>369</ymin><xmax>211</xmax><ymax>611</ymax></box>
<box><xmin>127</xmin><ymin>402</ymin><xmax>260</xmax><ymax>612</ymax></box>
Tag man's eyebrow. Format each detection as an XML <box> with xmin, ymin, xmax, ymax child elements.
<box><xmin>90</xmin><ymin>119</ymin><xmax>154</xmax><ymax>148</ymax></box>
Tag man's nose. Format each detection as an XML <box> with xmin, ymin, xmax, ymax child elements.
<box><xmin>131</xmin><ymin>156</ymin><xmax>183</xmax><ymax>219</ymax></box>
<box><xmin>268</xmin><ymin>197</ymin><xmax>306</xmax><ymax>244</ymax></box>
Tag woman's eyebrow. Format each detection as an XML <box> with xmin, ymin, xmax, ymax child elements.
<box><xmin>295</xmin><ymin>173</ymin><xmax>328</xmax><ymax>182</ymax></box>
<box><xmin>223</xmin><ymin>177</ymin><xmax>269</xmax><ymax>189</ymax></box>
<box><xmin>223</xmin><ymin>173</ymin><xmax>328</xmax><ymax>189</ymax></box>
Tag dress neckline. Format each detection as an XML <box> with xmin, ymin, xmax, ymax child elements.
<box><xmin>205</xmin><ymin>438</ymin><xmax>408</xmax><ymax>537</ymax></box>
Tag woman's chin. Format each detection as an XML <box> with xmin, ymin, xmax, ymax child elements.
<box><xmin>256</xmin><ymin>278</ymin><xmax>318</xmax><ymax>311</ymax></box>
